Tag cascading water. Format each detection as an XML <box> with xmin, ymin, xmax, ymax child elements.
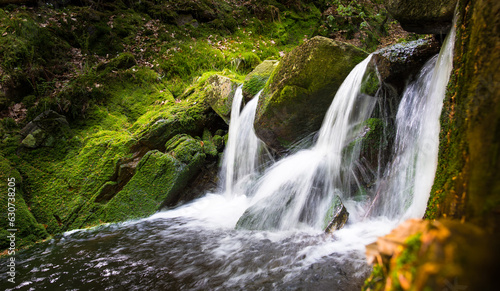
<box><xmin>1</xmin><ymin>26</ymin><xmax>456</xmax><ymax>291</ymax></box>
<box><xmin>219</xmin><ymin>86</ymin><xmax>270</xmax><ymax>197</ymax></box>
<box><xmin>236</xmin><ymin>55</ymin><xmax>377</xmax><ymax>230</ymax></box>
<box><xmin>368</xmin><ymin>27</ymin><xmax>456</xmax><ymax>220</ymax></box>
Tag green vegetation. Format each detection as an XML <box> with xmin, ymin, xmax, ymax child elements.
<box><xmin>0</xmin><ymin>0</ymin><xmax>328</xmax><ymax>250</ymax></box>
<box><xmin>0</xmin><ymin>0</ymin><xmax>410</xmax><ymax>251</ymax></box>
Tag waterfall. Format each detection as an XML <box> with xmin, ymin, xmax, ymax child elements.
<box><xmin>369</xmin><ymin>26</ymin><xmax>456</xmax><ymax>220</ymax></box>
<box><xmin>229</xmin><ymin>26</ymin><xmax>455</xmax><ymax>230</ymax></box>
<box><xmin>236</xmin><ymin>56</ymin><xmax>377</xmax><ymax>230</ymax></box>
<box><xmin>219</xmin><ymin>86</ymin><xmax>270</xmax><ymax>197</ymax></box>
<box><xmin>6</xmin><ymin>26</ymin><xmax>459</xmax><ymax>291</ymax></box>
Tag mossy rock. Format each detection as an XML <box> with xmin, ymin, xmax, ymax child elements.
<box><xmin>0</xmin><ymin>154</ymin><xmax>49</xmax><ymax>250</ymax></box>
<box><xmin>19</xmin><ymin>110</ymin><xmax>71</xmax><ymax>149</ymax></box>
<box><xmin>324</xmin><ymin>195</ymin><xmax>349</xmax><ymax>234</ymax></box>
<box><xmin>427</xmin><ymin>0</ymin><xmax>500</xmax><ymax>231</ymax></box>
<box><xmin>254</xmin><ymin>36</ymin><xmax>368</xmax><ymax>153</ymax></box>
<box><xmin>101</xmin><ymin>134</ymin><xmax>206</xmax><ymax>222</ymax></box>
<box><xmin>242</xmin><ymin>60</ymin><xmax>279</xmax><ymax>102</ymax></box>
<box><xmin>131</xmin><ymin>98</ymin><xmax>213</xmax><ymax>152</ymax></box>
<box><xmin>203</xmin><ymin>74</ymin><xmax>240</xmax><ymax>124</ymax></box>
<box><xmin>384</xmin><ymin>0</ymin><xmax>458</xmax><ymax>34</ymax></box>
<box><xmin>96</xmin><ymin>52</ymin><xmax>136</xmax><ymax>72</ymax></box>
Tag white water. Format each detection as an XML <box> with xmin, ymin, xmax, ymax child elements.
<box><xmin>160</xmin><ymin>23</ymin><xmax>455</xmax><ymax>237</ymax></box>
<box><xmin>369</xmin><ymin>28</ymin><xmax>457</xmax><ymax>220</ymax></box>
<box><xmin>219</xmin><ymin>86</ymin><xmax>270</xmax><ymax>197</ymax></box>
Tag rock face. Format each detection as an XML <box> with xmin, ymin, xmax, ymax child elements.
<box><xmin>254</xmin><ymin>36</ymin><xmax>367</xmax><ymax>153</ymax></box>
<box><xmin>19</xmin><ymin>110</ymin><xmax>71</xmax><ymax>149</ymax></box>
<box><xmin>427</xmin><ymin>0</ymin><xmax>500</xmax><ymax>231</ymax></box>
<box><xmin>384</xmin><ymin>0</ymin><xmax>458</xmax><ymax>34</ymax></box>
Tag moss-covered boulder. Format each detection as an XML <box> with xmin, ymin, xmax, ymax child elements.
<box><xmin>102</xmin><ymin>134</ymin><xmax>206</xmax><ymax>222</ymax></box>
<box><xmin>131</xmin><ymin>95</ymin><xmax>221</xmax><ymax>152</ymax></box>
<box><xmin>254</xmin><ymin>36</ymin><xmax>367</xmax><ymax>153</ymax></box>
<box><xmin>0</xmin><ymin>154</ymin><xmax>49</xmax><ymax>250</ymax></box>
<box><xmin>384</xmin><ymin>0</ymin><xmax>458</xmax><ymax>34</ymax></box>
<box><xmin>19</xmin><ymin>110</ymin><xmax>71</xmax><ymax>149</ymax></box>
<box><xmin>242</xmin><ymin>60</ymin><xmax>279</xmax><ymax>102</ymax></box>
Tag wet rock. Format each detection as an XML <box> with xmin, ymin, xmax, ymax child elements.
<box><xmin>19</xmin><ymin>110</ymin><xmax>71</xmax><ymax>149</ymax></box>
<box><xmin>254</xmin><ymin>36</ymin><xmax>367</xmax><ymax>153</ymax></box>
<box><xmin>324</xmin><ymin>196</ymin><xmax>349</xmax><ymax>233</ymax></box>
<box><xmin>236</xmin><ymin>191</ymin><xmax>294</xmax><ymax>230</ymax></box>
<box><xmin>371</xmin><ymin>37</ymin><xmax>441</xmax><ymax>96</ymax></box>
<box><xmin>384</xmin><ymin>0</ymin><xmax>457</xmax><ymax>34</ymax></box>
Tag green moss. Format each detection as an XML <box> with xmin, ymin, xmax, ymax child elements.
<box><xmin>362</xmin><ymin>264</ymin><xmax>385</xmax><ymax>291</ymax></box>
<box><xmin>0</xmin><ymin>154</ymin><xmax>49</xmax><ymax>250</ymax></box>
<box><xmin>201</xmin><ymin>128</ymin><xmax>219</xmax><ymax>158</ymax></box>
<box><xmin>243</xmin><ymin>74</ymin><xmax>268</xmax><ymax>98</ymax></box>
<box><xmin>102</xmin><ymin>134</ymin><xmax>206</xmax><ymax>222</ymax></box>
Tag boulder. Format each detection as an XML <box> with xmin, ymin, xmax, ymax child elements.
<box><xmin>236</xmin><ymin>191</ymin><xmax>294</xmax><ymax>231</ymax></box>
<box><xmin>371</xmin><ymin>37</ymin><xmax>441</xmax><ymax>96</ymax></box>
<box><xmin>131</xmin><ymin>96</ymin><xmax>223</xmax><ymax>153</ymax></box>
<box><xmin>254</xmin><ymin>36</ymin><xmax>368</xmax><ymax>153</ymax></box>
<box><xmin>19</xmin><ymin>110</ymin><xmax>71</xmax><ymax>149</ymax></box>
<box><xmin>102</xmin><ymin>134</ymin><xmax>206</xmax><ymax>222</ymax></box>
<box><xmin>384</xmin><ymin>0</ymin><xmax>458</xmax><ymax>34</ymax></box>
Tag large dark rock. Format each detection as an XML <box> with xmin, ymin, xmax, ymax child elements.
<box><xmin>371</xmin><ymin>37</ymin><xmax>441</xmax><ymax>96</ymax></box>
<box><xmin>384</xmin><ymin>0</ymin><xmax>458</xmax><ymax>34</ymax></box>
<box><xmin>19</xmin><ymin>110</ymin><xmax>71</xmax><ymax>149</ymax></box>
<box><xmin>254</xmin><ymin>36</ymin><xmax>367</xmax><ymax>153</ymax></box>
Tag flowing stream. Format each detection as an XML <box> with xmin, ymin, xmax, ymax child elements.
<box><xmin>1</xmin><ymin>28</ymin><xmax>455</xmax><ymax>290</ymax></box>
